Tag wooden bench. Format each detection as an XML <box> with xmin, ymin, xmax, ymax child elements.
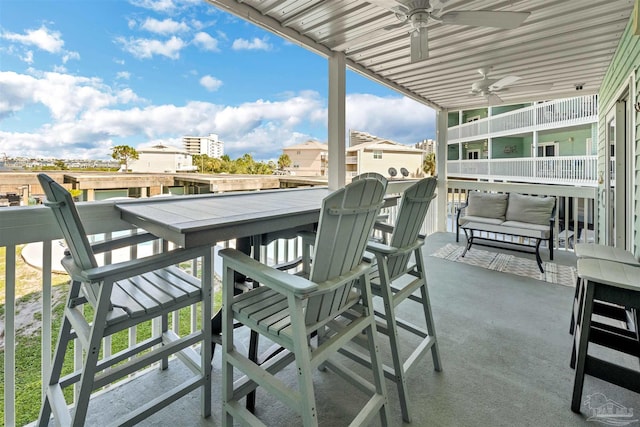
<box><xmin>456</xmin><ymin>191</ymin><xmax>556</xmax><ymax>272</ymax></box>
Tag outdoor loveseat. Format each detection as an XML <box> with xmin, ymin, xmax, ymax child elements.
<box><xmin>456</xmin><ymin>191</ymin><xmax>556</xmax><ymax>272</ymax></box>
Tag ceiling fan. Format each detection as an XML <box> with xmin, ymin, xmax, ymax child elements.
<box><xmin>369</xmin><ymin>0</ymin><xmax>530</xmax><ymax>62</ymax></box>
<box><xmin>470</xmin><ymin>68</ymin><xmax>552</xmax><ymax>104</ymax></box>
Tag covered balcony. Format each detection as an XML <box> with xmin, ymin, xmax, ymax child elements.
<box><xmin>0</xmin><ymin>178</ymin><xmax>610</xmax><ymax>425</ymax></box>
<box><xmin>2</xmin><ymin>0</ymin><xmax>638</xmax><ymax>425</ymax></box>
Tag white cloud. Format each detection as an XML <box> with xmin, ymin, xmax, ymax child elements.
<box><xmin>0</xmin><ymin>70</ymin><xmax>142</xmax><ymax>122</ymax></box>
<box><xmin>200</xmin><ymin>75</ymin><xmax>222</xmax><ymax>91</ymax></box>
<box><xmin>1</xmin><ymin>26</ymin><xmax>64</xmax><ymax>53</ymax></box>
<box><xmin>62</xmin><ymin>51</ymin><xmax>80</xmax><ymax>63</ymax></box>
<box><xmin>129</xmin><ymin>0</ymin><xmax>202</xmax><ymax>13</ymax></box>
<box><xmin>21</xmin><ymin>50</ymin><xmax>34</xmax><ymax>64</ymax></box>
<box><xmin>116</xmin><ymin>35</ymin><xmax>186</xmax><ymax>59</ymax></box>
<box><xmin>192</xmin><ymin>32</ymin><xmax>219</xmax><ymax>52</ymax></box>
<box><xmin>0</xmin><ymin>70</ymin><xmax>436</xmax><ymax>161</ymax></box>
<box><xmin>346</xmin><ymin>94</ymin><xmax>436</xmax><ymax>145</ymax></box>
<box><xmin>231</xmin><ymin>37</ymin><xmax>272</xmax><ymax>51</ymax></box>
<box><xmin>141</xmin><ymin>17</ymin><xmax>189</xmax><ymax>34</ymax></box>
<box><xmin>116</xmin><ymin>71</ymin><xmax>131</xmax><ymax>80</ymax></box>
<box><xmin>129</xmin><ymin>0</ymin><xmax>178</xmax><ymax>13</ymax></box>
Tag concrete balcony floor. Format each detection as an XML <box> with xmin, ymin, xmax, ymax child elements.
<box><xmin>41</xmin><ymin>233</ymin><xmax>638</xmax><ymax>426</ymax></box>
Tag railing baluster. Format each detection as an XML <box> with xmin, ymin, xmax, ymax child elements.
<box><xmin>42</xmin><ymin>240</ymin><xmax>53</xmax><ymax>400</ymax></box>
<box><xmin>4</xmin><ymin>244</ymin><xmax>17</xmax><ymax>427</ymax></box>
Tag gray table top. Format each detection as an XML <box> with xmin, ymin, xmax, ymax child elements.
<box><xmin>116</xmin><ymin>187</ymin><xmax>330</xmax><ymax>248</ymax></box>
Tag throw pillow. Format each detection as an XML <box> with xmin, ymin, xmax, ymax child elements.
<box><xmin>466</xmin><ymin>191</ymin><xmax>508</xmax><ymax>220</ymax></box>
<box><xmin>505</xmin><ymin>193</ymin><xmax>555</xmax><ymax>225</ymax></box>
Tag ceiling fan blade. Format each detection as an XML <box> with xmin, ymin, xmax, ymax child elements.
<box><xmin>383</xmin><ymin>22</ymin><xmax>408</xmax><ymax>31</ymax></box>
<box><xmin>440</xmin><ymin>10</ymin><xmax>530</xmax><ymax>29</ymax></box>
<box><xmin>502</xmin><ymin>83</ymin><xmax>553</xmax><ymax>93</ymax></box>
<box><xmin>410</xmin><ymin>27</ymin><xmax>429</xmax><ymax>62</ymax></box>
<box><xmin>489</xmin><ymin>75</ymin><xmax>521</xmax><ymax>91</ymax></box>
<box><xmin>487</xmin><ymin>93</ymin><xmax>503</xmax><ymax>105</ymax></box>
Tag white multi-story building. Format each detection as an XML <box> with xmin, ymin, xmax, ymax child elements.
<box><xmin>183</xmin><ymin>133</ymin><xmax>224</xmax><ymax>158</ymax></box>
<box><xmin>129</xmin><ymin>144</ymin><xmax>198</xmax><ymax>173</ymax></box>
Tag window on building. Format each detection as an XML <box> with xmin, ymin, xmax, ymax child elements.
<box><xmin>467</xmin><ymin>150</ymin><xmax>480</xmax><ymax>160</ymax></box>
<box><xmin>536</xmin><ymin>142</ymin><xmax>557</xmax><ymax>157</ymax></box>
<box><xmin>296</xmin><ymin>150</ymin><xmax>301</xmax><ymax>155</ymax></box>
<box><xmin>373</xmin><ymin>151</ymin><xmax>382</xmax><ymax>159</ymax></box>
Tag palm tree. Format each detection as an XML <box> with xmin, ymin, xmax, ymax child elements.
<box><xmin>422</xmin><ymin>152</ymin><xmax>436</xmax><ymax>176</ymax></box>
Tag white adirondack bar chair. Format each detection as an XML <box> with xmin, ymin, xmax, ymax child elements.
<box><xmin>219</xmin><ymin>177</ymin><xmax>390</xmax><ymax>426</ymax></box>
<box><xmin>342</xmin><ymin>177</ymin><xmax>442</xmax><ymax>423</ymax></box>
<box><xmin>36</xmin><ymin>174</ymin><xmax>212</xmax><ymax>426</ymax></box>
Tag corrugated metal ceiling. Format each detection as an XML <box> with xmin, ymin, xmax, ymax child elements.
<box><xmin>206</xmin><ymin>0</ymin><xmax>634</xmax><ymax>111</ymax></box>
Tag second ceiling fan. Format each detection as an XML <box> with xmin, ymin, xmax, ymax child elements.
<box><xmin>470</xmin><ymin>68</ymin><xmax>553</xmax><ymax>104</ymax></box>
<box><xmin>369</xmin><ymin>0</ymin><xmax>530</xmax><ymax>62</ymax></box>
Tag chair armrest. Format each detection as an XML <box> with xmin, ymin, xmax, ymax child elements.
<box><xmin>219</xmin><ymin>248</ymin><xmax>318</xmax><ymax>295</ymax></box>
<box><xmin>63</xmin><ymin>244</ymin><xmax>210</xmax><ymax>283</ymax></box>
<box><xmin>456</xmin><ymin>202</ymin><xmax>469</xmax><ymax>223</ymax></box>
<box><xmin>367</xmin><ymin>239</ymin><xmax>423</xmax><ymax>257</ymax></box>
<box><xmin>89</xmin><ymin>232</ymin><xmax>158</xmax><ymax>254</ymax></box>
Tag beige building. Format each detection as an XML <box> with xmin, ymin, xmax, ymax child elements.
<box><xmin>129</xmin><ymin>144</ymin><xmax>198</xmax><ymax>173</ymax></box>
<box><xmin>282</xmin><ymin>140</ymin><xmax>328</xmax><ymax>176</ymax></box>
<box><xmin>281</xmin><ymin>132</ymin><xmax>426</xmax><ymax>178</ymax></box>
<box><xmin>347</xmin><ymin>139</ymin><xmax>425</xmax><ymax>178</ymax></box>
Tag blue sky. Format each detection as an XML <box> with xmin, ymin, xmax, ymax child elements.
<box><xmin>0</xmin><ymin>0</ymin><xmax>436</xmax><ymax>161</ymax></box>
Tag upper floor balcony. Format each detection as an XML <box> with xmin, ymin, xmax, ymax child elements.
<box><xmin>448</xmin><ymin>155</ymin><xmax>598</xmax><ymax>186</ymax></box>
<box><xmin>448</xmin><ymin>95</ymin><xmax>598</xmax><ymax>144</ymax></box>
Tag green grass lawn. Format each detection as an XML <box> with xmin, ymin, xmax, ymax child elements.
<box><xmin>0</xmin><ymin>246</ymin><xmax>222</xmax><ymax>426</ymax></box>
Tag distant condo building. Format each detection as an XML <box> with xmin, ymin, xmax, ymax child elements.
<box><xmin>183</xmin><ymin>133</ymin><xmax>224</xmax><ymax>158</ymax></box>
<box><xmin>415</xmin><ymin>139</ymin><xmax>436</xmax><ymax>154</ymax></box>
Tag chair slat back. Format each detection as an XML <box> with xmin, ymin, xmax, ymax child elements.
<box><xmin>387</xmin><ymin>177</ymin><xmax>437</xmax><ymax>279</ymax></box>
<box><xmin>305</xmin><ymin>178</ymin><xmax>386</xmax><ymax>324</ymax></box>
<box><xmin>37</xmin><ymin>174</ymin><xmax>98</xmax><ymax>272</ymax></box>
<box><xmin>351</xmin><ymin>172</ymin><xmax>388</xmax><ymax>188</ymax></box>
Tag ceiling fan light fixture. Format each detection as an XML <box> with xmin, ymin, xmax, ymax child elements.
<box><xmin>410</xmin><ymin>27</ymin><xmax>429</xmax><ymax>62</ymax></box>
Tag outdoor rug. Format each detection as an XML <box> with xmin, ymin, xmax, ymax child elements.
<box><xmin>430</xmin><ymin>243</ymin><xmax>577</xmax><ymax>287</ymax></box>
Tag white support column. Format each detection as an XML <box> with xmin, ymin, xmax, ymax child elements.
<box><xmin>328</xmin><ymin>52</ymin><xmax>346</xmax><ymax>190</ymax></box>
<box><xmin>436</xmin><ymin>109</ymin><xmax>448</xmax><ymax>232</ymax></box>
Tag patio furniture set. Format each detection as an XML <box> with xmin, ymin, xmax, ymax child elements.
<box><xmin>456</xmin><ymin>191</ymin><xmax>556</xmax><ymax>272</ymax></box>
<box><xmin>35</xmin><ymin>173</ymin><xmax>441</xmax><ymax>426</ymax></box>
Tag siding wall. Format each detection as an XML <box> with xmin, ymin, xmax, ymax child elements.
<box><xmin>598</xmin><ymin>14</ymin><xmax>640</xmax><ymax>255</ymax></box>
<box><xmin>358</xmin><ymin>151</ymin><xmax>424</xmax><ymax>178</ymax></box>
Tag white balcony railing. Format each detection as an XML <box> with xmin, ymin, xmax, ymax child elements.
<box><xmin>446</xmin><ymin>179</ymin><xmax>598</xmax><ymax>252</ymax></box>
<box><xmin>448</xmin><ymin>95</ymin><xmax>598</xmax><ymax>143</ymax></box>
<box><xmin>0</xmin><ymin>184</ymin><xmax>436</xmax><ymax>426</ymax></box>
<box><xmin>1</xmin><ymin>179</ymin><xmax>597</xmax><ymax>425</ymax></box>
<box><xmin>447</xmin><ymin>155</ymin><xmax>597</xmax><ymax>186</ymax></box>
